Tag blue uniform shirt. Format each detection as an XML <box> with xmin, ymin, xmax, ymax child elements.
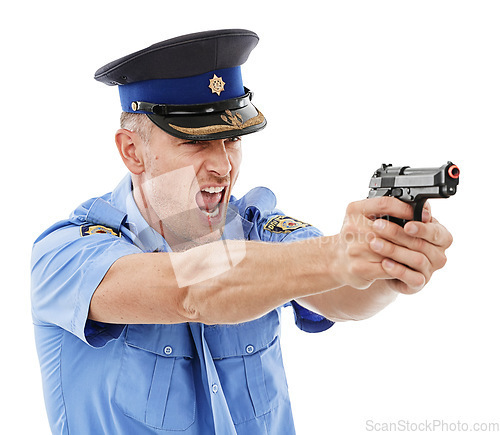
<box><xmin>31</xmin><ymin>175</ymin><xmax>333</xmax><ymax>434</ymax></box>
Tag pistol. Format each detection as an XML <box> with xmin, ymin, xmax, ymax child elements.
<box><xmin>368</xmin><ymin>161</ymin><xmax>460</xmax><ymax>226</ymax></box>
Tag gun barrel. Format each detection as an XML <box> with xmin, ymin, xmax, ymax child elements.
<box><xmin>370</xmin><ymin>162</ymin><xmax>459</xmax><ymax>189</ymax></box>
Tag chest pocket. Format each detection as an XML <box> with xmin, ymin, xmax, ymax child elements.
<box><xmin>114</xmin><ymin>324</ymin><xmax>196</xmax><ymax>431</ymax></box>
<box><xmin>205</xmin><ymin>310</ymin><xmax>289</xmax><ymax>425</ymax></box>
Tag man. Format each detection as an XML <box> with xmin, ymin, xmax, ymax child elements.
<box><xmin>31</xmin><ymin>29</ymin><xmax>452</xmax><ymax>434</ymax></box>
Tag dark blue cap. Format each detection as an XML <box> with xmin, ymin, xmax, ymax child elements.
<box><xmin>94</xmin><ymin>29</ymin><xmax>266</xmax><ymax>140</ymax></box>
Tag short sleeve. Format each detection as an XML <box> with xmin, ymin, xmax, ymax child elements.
<box><xmin>272</xmin><ymin>220</ymin><xmax>334</xmax><ymax>333</ymax></box>
<box><xmin>31</xmin><ymin>222</ymin><xmax>142</xmax><ymax>347</ymax></box>
<box><xmin>289</xmin><ymin>300</ymin><xmax>334</xmax><ymax>333</ymax></box>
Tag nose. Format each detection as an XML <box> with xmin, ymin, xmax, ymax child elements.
<box><xmin>204</xmin><ymin>140</ymin><xmax>232</xmax><ymax>177</ymax></box>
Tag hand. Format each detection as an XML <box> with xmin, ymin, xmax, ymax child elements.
<box><xmin>335</xmin><ymin>196</ymin><xmax>416</xmax><ymax>289</ymax></box>
<box><xmin>369</xmin><ymin>202</ymin><xmax>453</xmax><ymax>294</ymax></box>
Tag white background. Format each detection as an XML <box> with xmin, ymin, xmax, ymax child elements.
<box><xmin>2</xmin><ymin>1</ymin><xmax>499</xmax><ymax>433</ymax></box>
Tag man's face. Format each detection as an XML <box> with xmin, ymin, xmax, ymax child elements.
<box><xmin>136</xmin><ymin>125</ymin><xmax>242</xmax><ymax>250</ymax></box>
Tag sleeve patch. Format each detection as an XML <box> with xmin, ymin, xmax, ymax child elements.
<box><xmin>263</xmin><ymin>215</ymin><xmax>311</xmax><ymax>234</ymax></box>
<box><xmin>80</xmin><ymin>224</ymin><xmax>121</xmax><ymax>237</ymax></box>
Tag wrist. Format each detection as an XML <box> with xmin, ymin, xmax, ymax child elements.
<box><xmin>314</xmin><ymin>235</ymin><xmax>346</xmax><ymax>291</ymax></box>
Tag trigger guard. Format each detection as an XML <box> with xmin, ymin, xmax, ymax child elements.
<box><xmin>413</xmin><ymin>199</ymin><xmax>426</xmax><ymax>222</ymax></box>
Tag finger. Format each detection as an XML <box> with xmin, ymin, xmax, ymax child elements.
<box><xmin>370</xmin><ymin>237</ymin><xmax>431</xmax><ymax>279</ymax></box>
<box><xmin>350</xmin><ymin>197</ymin><xmax>415</xmax><ymax>221</ymax></box>
<box><xmin>422</xmin><ymin>202</ymin><xmax>432</xmax><ymax>223</ymax></box>
<box><xmin>372</xmin><ymin>218</ymin><xmax>415</xmax><ymax>246</ymax></box>
<box><xmin>349</xmin><ymin>262</ymin><xmax>394</xmax><ymax>289</ymax></box>
<box><xmin>404</xmin><ymin>218</ymin><xmax>453</xmax><ymax>248</ymax></box>
<box><xmin>340</xmin><ymin>248</ymin><xmax>394</xmax><ymax>289</ymax></box>
<box><xmin>386</xmin><ymin>279</ymin><xmax>420</xmax><ymax>295</ymax></box>
<box><xmin>381</xmin><ymin>259</ymin><xmax>426</xmax><ymax>294</ymax></box>
<box><xmin>371</xmin><ymin>218</ymin><xmax>446</xmax><ymax>268</ymax></box>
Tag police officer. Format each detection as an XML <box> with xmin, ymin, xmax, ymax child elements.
<box><xmin>31</xmin><ymin>29</ymin><xmax>453</xmax><ymax>434</ymax></box>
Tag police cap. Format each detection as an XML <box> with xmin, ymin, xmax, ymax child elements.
<box><xmin>94</xmin><ymin>29</ymin><xmax>266</xmax><ymax>141</ymax></box>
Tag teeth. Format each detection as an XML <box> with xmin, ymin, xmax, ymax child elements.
<box><xmin>201</xmin><ymin>205</ymin><xmax>220</xmax><ymax>218</ymax></box>
<box><xmin>201</xmin><ymin>186</ymin><xmax>225</xmax><ymax>194</ymax></box>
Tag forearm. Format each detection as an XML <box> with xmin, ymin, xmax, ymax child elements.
<box><xmin>90</xmin><ymin>237</ymin><xmax>342</xmax><ymax>325</ymax></box>
<box><xmin>170</xmin><ymin>238</ymin><xmax>343</xmax><ymax>324</ymax></box>
<box><xmin>296</xmin><ymin>280</ymin><xmax>399</xmax><ymax>322</ymax></box>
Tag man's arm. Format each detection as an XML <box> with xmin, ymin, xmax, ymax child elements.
<box><xmin>89</xmin><ymin>238</ymin><xmax>341</xmax><ymax>325</ymax></box>
<box><xmin>89</xmin><ymin>197</ymin><xmax>453</xmax><ymax>325</ymax></box>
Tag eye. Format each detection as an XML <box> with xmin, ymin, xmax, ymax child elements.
<box><xmin>225</xmin><ymin>136</ymin><xmax>241</xmax><ymax>145</ymax></box>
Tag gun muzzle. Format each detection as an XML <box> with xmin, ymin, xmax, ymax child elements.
<box><xmin>448</xmin><ymin>164</ymin><xmax>460</xmax><ymax>179</ymax></box>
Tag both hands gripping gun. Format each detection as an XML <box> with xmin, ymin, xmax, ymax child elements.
<box><xmin>368</xmin><ymin>161</ymin><xmax>460</xmax><ymax>227</ymax></box>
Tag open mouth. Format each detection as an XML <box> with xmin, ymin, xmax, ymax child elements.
<box><xmin>195</xmin><ymin>186</ymin><xmax>227</xmax><ymax>219</ymax></box>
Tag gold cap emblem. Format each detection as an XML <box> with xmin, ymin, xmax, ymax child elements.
<box><xmin>221</xmin><ymin>109</ymin><xmax>243</xmax><ymax>128</ymax></box>
<box><xmin>208</xmin><ymin>74</ymin><xmax>226</xmax><ymax>96</ymax></box>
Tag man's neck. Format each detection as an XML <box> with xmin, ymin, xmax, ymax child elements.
<box><xmin>131</xmin><ymin>178</ymin><xmax>218</xmax><ymax>252</ymax></box>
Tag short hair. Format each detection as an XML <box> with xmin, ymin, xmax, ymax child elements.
<box><xmin>120</xmin><ymin>112</ymin><xmax>154</xmax><ymax>143</ymax></box>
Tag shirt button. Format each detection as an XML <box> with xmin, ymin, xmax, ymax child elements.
<box><xmin>212</xmin><ymin>383</ymin><xmax>219</xmax><ymax>394</ymax></box>
<box><xmin>163</xmin><ymin>346</ymin><xmax>173</xmax><ymax>355</ymax></box>
<box><xmin>246</xmin><ymin>345</ymin><xmax>255</xmax><ymax>354</ymax></box>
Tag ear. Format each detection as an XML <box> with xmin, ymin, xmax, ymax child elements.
<box><xmin>115</xmin><ymin>129</ymin><xmax>145</xmax><ymax>175</ymax></box>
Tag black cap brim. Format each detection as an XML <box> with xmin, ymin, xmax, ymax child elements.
<box><xmin>147</xmin><ymin>102</ymin><xmax>266</xmax><ymax>141</ymax></box>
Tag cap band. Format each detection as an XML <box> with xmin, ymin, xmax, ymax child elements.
<box><xmin>119</xmin><ymin>66</ymin><xmax>244</xmax><ymax>113</ymax></box>
<box><xmin>131</xmin><ymin>89</ymin><xmax>253</xmax><ymax>115</ymax></box>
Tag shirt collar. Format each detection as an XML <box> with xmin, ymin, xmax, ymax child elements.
<box><xmin>111</xmin><ymin>174</ymin><xmax>171</xmax><ymax>252</ymax></box>
<box><xmin>222</xmin><ymin>203</ymin><xmax>253</xmax><ymax>241</ymax></box>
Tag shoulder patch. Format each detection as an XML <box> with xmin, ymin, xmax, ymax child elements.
<box><xmin>80</xmin><ymin>224</ymin><xmax>121</xmax><ymax>237</ymax></box>
<box><xmin>263</xmin><ymin>215</ymin><xmax>311</xmax><ymax>234</ymax></box>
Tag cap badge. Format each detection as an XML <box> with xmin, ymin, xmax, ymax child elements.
<box><xmin>208</xmin><ymin>74</ymin><xmax>226</xmax><ymax>96</ymax></box>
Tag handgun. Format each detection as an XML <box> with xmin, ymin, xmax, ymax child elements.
<box><xmin>368</xmin><ymin>161</ymin><xmax>460</xmax><ymax>226</ymax></box>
